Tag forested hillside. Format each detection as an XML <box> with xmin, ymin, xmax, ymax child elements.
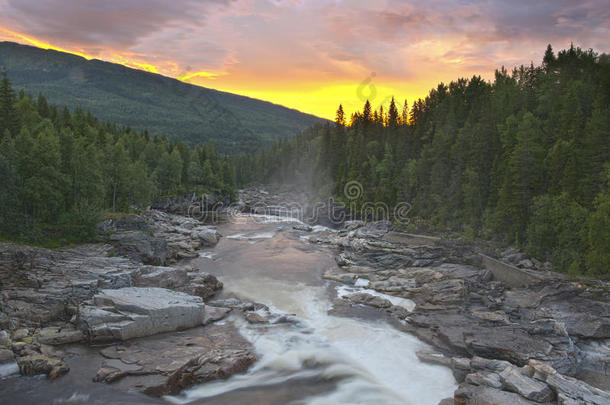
<box><xmin>0</xmin><ymin>41</ymin><xmax>325</xmax><ymax>153</ymax></box>
<box><xmin>0</xmin><ymin>72</ymin><xmax>235</xmax><ymax>244</ymax></box>
<box><xmin>237</xmin><ymin>45</ymin><xmax>610</xmax><ymax>275</ymax></box>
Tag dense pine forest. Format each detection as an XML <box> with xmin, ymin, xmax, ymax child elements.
<box><xmin>236</xmin><ymin>45</ymin><xmax>610</xmax><ymax>276</ymax></box>
<box><xmin>0</xmin><ymin>70</ymin><xmax>236</xmax><ymax>244</ymax></box>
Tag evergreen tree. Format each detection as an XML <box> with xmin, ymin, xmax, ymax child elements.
<box><xmin>335</xmin><ymin>104</ymin><xmax>346</xmax><ymax>127</ymax></box>
<box><xmin>0</xmin><ymin>69</ymin><xmax>18</xmax><ymax>138</ymax></box>
<box><xmin>542</xmin><ymin>44</ymin><xmax>556</xmax><ymax>70</ymax></box>
<box><xmin>387</xmin><ymin>97</ymin><xmax>399</xmax><ymax>128</ymax></box>
<box><xmin>362</xmin><ymin>100</ymin><xmax>372</xmax><ymax>123</ymax></box>
<box><xmin>495</xmin><ymin>113</ymin><xmax>545</xmax><ymax>243</ymax></box>
<box><xmin>401</xmin><ymin>99</ymin><xmax>409</xmax><ymax>125</ymax></box>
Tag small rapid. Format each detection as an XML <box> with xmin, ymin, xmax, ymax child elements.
<box><xmin>167</xmin><ymin>215</ymin><xmax>456</xmax><ymax>404</ymax></box>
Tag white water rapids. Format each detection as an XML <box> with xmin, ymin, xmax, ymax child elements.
<box><xmin>166</xmin><ymin>215</ymin><xmax>456</xmax><ymax>404</ymax></box>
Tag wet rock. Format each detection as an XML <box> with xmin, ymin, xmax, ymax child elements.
<box><xmin>184</xmin><ymin>273</ymin><xmax>223</xmax><ymax>300</ymax></box>
<box><xmin>17</xmin><ymin>354</ymin><xmax>69</xmax><ymax>379</ymax></box>
<box><xmin>208</xmin><ymin>298</ymin><xmax>244</xmax><ymax>309</ymax></box>
<box><xmin>94</xmin><ymin>324</ymin><xmax>255</xmax><ymax>397</ymax></box>
<box><xmin>323</xmin><ymin>271</ymin><xmax>359</xmax><ymax>284</ymax></box>
<box><xmin>203</xmin><ymin>306</ymin><xmax>232</xmax><ymax>325</ymax></box>
<box><xmin>161</xmin><ymin>348</ymin><xmax>256</xmax><ymax>396</ymax></box>
<box><xmin>344</xmin><ymin>292</ymin><xmax>392</xmax><ymax>309</ymax></box>
<box><xmin>245</xmin><ymin>313</ymin><xmax>269</xmax><ymax>324</ymax></box>
<box><xmin>79</xmin><ymin>287</ymin><xmax>205</xmax><ymax>342</ymax></box>
<box><xmin>416</xmin><ymin>351</ymin><xmax>452</xmax><ymax>367</ymax></box>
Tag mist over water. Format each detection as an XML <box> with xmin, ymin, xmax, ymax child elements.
<box><xmin>168</xmin><ymin>215</ymin><xmax>456</xmax><ymax>404</ymax></box>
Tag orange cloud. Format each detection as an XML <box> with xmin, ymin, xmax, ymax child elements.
<box><xmin>177</xmin><ymin>71</ymin><xmax>225</xmax><ymax>81</ymax></box>
<box><xmin>0</xmin><ymin>26</ymin><xmax>92</xmax><ymax>59</ymax></box>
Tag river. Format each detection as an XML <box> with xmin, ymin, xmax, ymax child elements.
<box><xmin>166</xmin><ymin>214</ymin><xmax>456</xmax><ymax>404</ymax></box>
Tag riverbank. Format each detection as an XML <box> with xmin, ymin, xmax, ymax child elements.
<box><xmin>0</xmin><ymin>209</ymin><xmax>261</xmax><ymax>402</ymax></box>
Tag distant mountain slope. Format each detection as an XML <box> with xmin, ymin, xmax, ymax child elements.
<box><xmin>0</xmin><ymin>41</ymin><xmax>326</xmax><ymax>153</ymax></box>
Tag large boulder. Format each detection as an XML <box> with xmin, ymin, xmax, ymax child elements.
<box><xmin>191</xmin><ymin>228</ymin><xmax>220</xmax><ymax>246</ymax></box>
<box><xmin>79</xmin><ymin>287</ymin><xmax>205</xmax><ymax>342</ymax></box>
<box><xmin>108</xmin><ymin>231</ymin><xmax>168</xmax><ymax>265</ymax></box>
<box><xmin>93</xmin><ymin>324</ymin><xmax>255</xmax><ymax>396</ymax></box>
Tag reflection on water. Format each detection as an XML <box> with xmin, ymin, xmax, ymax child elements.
<box><xmin>0</xmin><ymin>345</ymin><xmax>165</xmax><ymax>405</ymax></box>
<box><xmin>169</xmin><ymin>215</ymin><xmax>456</xmax><ymax>405</ymax></box>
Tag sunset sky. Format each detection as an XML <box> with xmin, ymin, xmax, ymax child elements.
<box><xmin>0</xmin><ymin>0</ymin><xmax>608</xmax><ymax>119</ymax></box>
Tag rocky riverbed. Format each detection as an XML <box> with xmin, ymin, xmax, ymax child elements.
<box><xmin>1</xmin><ymin>188</ymin><xmax>609</xmax><ymax>404</ymax></box>
<box><xmin>298</xmin><ymin>219</ymin><xmax>610</xmax><ymax>404</ymax></box>
<box><xmin>0</xmin><ymin>209</ymin><xmax>260</xmax><ymax>401</ymax></box>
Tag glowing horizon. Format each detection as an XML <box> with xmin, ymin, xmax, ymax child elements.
<box><xmin>1</xmin><ymin>1</ymin><xmax>608</xmax><ymax>120</ymax></box>
<box><xmin>0</xmin><ymin>27</ymin><xmax>422</xmax><ymax>120</ymax></box>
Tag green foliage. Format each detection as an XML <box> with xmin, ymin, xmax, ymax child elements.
<box><xmin>525</xmin><ymin>194</ymin><xmax>587</xmax><ymax>272</ymax></box>
<box><xmin>0</xmin><ymin>41</ymin><xmax>325</xmax><ymax>154</ymax></box>
<box><xmin>585</xmin><ymin>168</ymin><xmax>610</xmax><ymax>275</ymax></box>
<box><xmin>241</xmin><ymin>45</ymin><xmax>609</xmax><ymax>275</ymax></box>
<box><xmin>0</xmin><ymin>75</ymin><xmax>236</xmax><ymax>244</ymax></box>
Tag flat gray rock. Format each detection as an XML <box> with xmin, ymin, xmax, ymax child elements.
<box><xmin>80</xmin><ymin>287</ymin><xmax>205</xmax><ymax>342</ymax></box>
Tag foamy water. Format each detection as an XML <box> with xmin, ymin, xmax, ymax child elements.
<box><xmin>336</xmin><ymin>283</ymin><xmax>417</xmax><ymax>312</ymax></box>
<box><xmin>226</xmin><ymin>231</ymin><xmax>277</xmax><ymax>241</ymax></box>
<box><xmin>198</xmin><ymin>251</ymin><xmax>215</xmax><ymax>259</ymax></box>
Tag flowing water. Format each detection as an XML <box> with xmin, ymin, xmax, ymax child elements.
<box><xmin>167</xmin><ymin>215</ymin><xmax>456</xmax><ymax>404</ymax></box>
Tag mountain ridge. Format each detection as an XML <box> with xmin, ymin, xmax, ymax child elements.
<box><xmin>0</xmin><ymin>41</ymin><xmax>326</xmax><ymax>153</ymax></box>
